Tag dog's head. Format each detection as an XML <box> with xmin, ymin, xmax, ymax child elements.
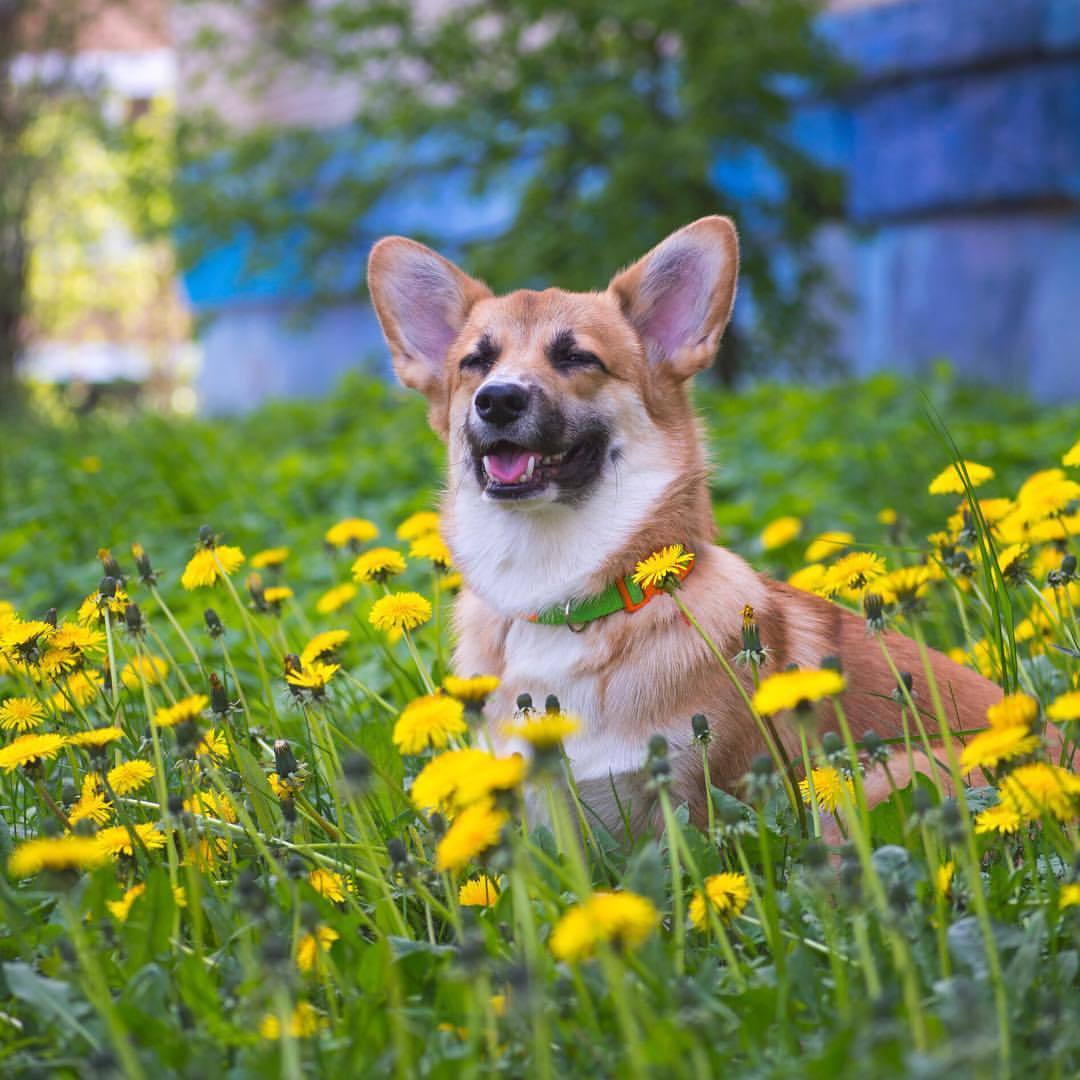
<box><xmin>367</xmin><ymin>216</ymin><xmax>738</xmax><ymax>512</ymax></box>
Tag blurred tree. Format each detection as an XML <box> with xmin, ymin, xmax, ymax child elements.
<box><xmin>179</xmin><ymin>0</ymin><xmax>846</xmax><ymax>382</ymax></box>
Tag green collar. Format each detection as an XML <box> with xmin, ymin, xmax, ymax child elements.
<box><xmin>528</xmin><ymin>552</ymin><xmax>695</xmax><ymax>630</ymax></box>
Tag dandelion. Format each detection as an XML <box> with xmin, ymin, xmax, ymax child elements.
<box><xmin>0</xmin><ymin>732</ymin><xmax>67</xmax><ymax>772</ymax></box>
<box><xmin>760</xmin><ymin>516</ymin><xmax>801</xmax><ymax>551</ymax></box>
<box><xmin>396</xmin><ymin>511</ymin><xmax>441</xmax><ymax>541</ymax></box>
<box><xmin>928</xmin><ymin>460</ymin><xmax>995</xmax><ymax>495</ymax></box>
<box><xmin>798</xmin><ymin>766</ymin><xmax>854</xmax><ymax>813</ymax></box>
<box><xmin>458</xmin><ymin>875</ymin><xmax>501</xmax><ymax>907</ymax></box>
<box><xmin>936</xmin><ymin>862</ymin><xmax>955</xmax><ymax>899</ymax></box>
<box><xmin>107</xmin><ymin>759</ymin><xmax>156</xmax><ymax>795</ymax></box>
<box><xmin>154</xmin><ymin>694</ymin><xmax>209</xmax><ymax>728</ymax></box>
<box><xmin>960</xmin><ymin>725</ymin><xmax>1040</xmax><ymax>772</ymax></box>
<box><xmin>369</xmin><ymin>592</ymin><xmax>432</xmax><ymax>633</ymax></box>
<box><xmin>181</xmin><ymin>545</ymin><xmax>245</xmax><ymax>590</ymax></box>
<box><xmin>877</xmin><ymin>565</ymin><xmax>931</xmax><ymax>607</ymax></box>
<box><xmin>120</xmin><ymin>654</ymin><xmax>168</xmax><ymax>690</ymax></box>
<box><xmin>316</xmin><ymin>583</ymin><xmax>357</xmax><ymax>614</ymax></box>
<box><xmin>443</xmin><ymin>674</ymin><xmax>500</xmax><ymax>707</ymax></box>
<box><xmin>993</xmin><ymin>543</ymin><xmax>1029</xmax><ymax>584</ymax></box>
<box><xmin>631</xmin><ymin>544</ymin><xmax>694</xmax><ymax>591</ymax></box>
<box><xmin>297</xmin><ymin>926</ymin><xmax>339</xmax><ymax>972</ymax></box>
<box><xmin>185</xmin><ymin>790</ymin><xmax>238</xmax><ymax>823</ymax></box>
<box><xmin>986</xmin><ymin>692</ymin><xmax>1038</xmax><ymax>730</ymax></box>
<box><xmin>435</xmin><ymin>800</ymin><xmax>508</xmax><ymax>873</ymax></box>
<box><xmin>393</xmin><ymin>694</ymin><xmax>467</xmax><ymax>755</ymax></box>
<box><xmin>68</xmin><ymin>726</ymin><xmax>124</xmax><ymax>750</ymax></box>
<box><xmin>8</xmin><ymin>834</ymin><xmax>106</xmax><ymax>878</ymax></box>
<box><xmin>1060</xmin><ymin>883</ymin><xmax>1080</xmax><ymax>909</ymax></box>
<box><xmin>816</xmin><ymin>552</ymin><xmax>886</xmax><ymax>597</ymax></box>
<box><xmin>998</xmin><ymin>763</ymin><xmax>1080</xmax><ymax>823</ymax></box>
<box><xmin>453</xmin><ymin>754</ymin><xmax>526</xmax><ymax>809</ymax></box>
<box><xmin>52</xmin><ymin>670</ymin><xmax>103</xmax><ymax>712</ymax></box>
<box><xmin>259</xmin><ymin>1002</ymin><xmax>325</xmax><ymax>1040</ymax></box>
<box><xmin>1063</xmin><ymin>439</ymin><xmax>1080</xmax><ymax>468</ymax></box>
<box><xmin>752</xmin><ymin>668</ymin><xmax>845</xmax><ymax>716</ymax></box>
<box><xmin>309</xmin><ymin>868</ymin><xmax>350</xmax><ymax>902</ymax></box>
<box><xmin>788</xmin><ymin>564</ymin><xmax>827</xmax><ymax>593</ymax></box>
<box><xmin>196</xmin><ymin>729</ymin><xmax>229</xmax><ymax>761</ymax></box>
<box><xmin>409</xmin><ymin>532</ymin><xmax>452</xmax><ymax>568</ymax></box>
<box><xmin>262</xmin><ymin>586</ymin><xmax>294</xmax><ymax>609</ymax></box>
<box><xmin>804</xmin><ymin>531</ymin><xmax>855</xmax><ymax>562</ymax></box>
<box><xmin>503</xmin><ymin>711</ymin><xmax>580</xmax><ymax>750</ymax></box>
<box><xmin>69</xmin><ymin>776</ymin><xmax>113</xmax><ymax>826</ymax></box>
<box><xmin>974</xmin><ymin>802</ymin><xmax>1023</xmax><ymax>835</ymax></box>
<box><xmin>251</xmin><ymin>546</ymin><xmax>289</xmax><ymax>569</ymax></box>
<box><xmin>325</xmin><ymin>517</ymin><xmax>379</xmax><ymax>548</ymax></box>
<box><xmin>1046</xmin><ymin>690</ymin><xmax>1080</xmax><ymax>724</ymax></box>
<box><xmin>550</xmin><ymin>891</ymin><xmax>659</xmax><ymax>963</ymax></box>
<box><xmin>878</xmin><ymin>508</ymin><xmax>897</xmax><ymax>526</ymax></box>
<box><xmin>688</xmin><ymin>872</ymin><xmax>751</xmax><ymax>929</ymax></box>
<box><xmin>107</xmin><ymin>883</ymin><xmax>146</xmax><ymax>921</ymax></box>
<box><xmin>300</xmin><ymin>630</ymin><xmax>349</xmax><ymax>667</ymax></box>
<box><xmin>96</xmin><ymin>823</ymin><xmax>167</xmax><ymax>858</ymax></box>
<box><xmin>410</xmin><ymin>748</ymin><xmax>493</xmax><ymax>813</ymax></box>
<box><xmin>0</xmin><ymin>697</ymin><xmax>46</xmax><ymax>733</ymax></box>
<box><xmin>285</xmin><ymin>661</ymin><xmax>339</xmax><ymax>697</ymax></box>
<box><xmin>1015</xmin><ymin>469</ymin><xmax>1080</xmax><ymax>521</ymax></box>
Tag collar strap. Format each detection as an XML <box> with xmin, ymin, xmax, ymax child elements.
<box><xmin>528</xmin><ymin>552</ymin><xmax>695</xmax><ymax>630</ymax></box>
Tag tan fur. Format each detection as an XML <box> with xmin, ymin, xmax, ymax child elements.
<box><xmin>367</xmin><ymin>217</ymin><xmax>1002</xmax><ymax>832</ymax></box>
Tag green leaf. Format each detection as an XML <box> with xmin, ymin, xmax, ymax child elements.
<box><xmin>2</xmin><ymin>962</ymin><xmax>99</xmax><ymax>1047</ymax></box>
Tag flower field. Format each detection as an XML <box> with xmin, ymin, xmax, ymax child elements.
<box><xmin>1</xmin><ymin>371</ymin><xmax>1079</xmax><ymax>1077</ymax></box>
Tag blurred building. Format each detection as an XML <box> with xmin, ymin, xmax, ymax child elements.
<box><xmin>177</xmin><ymin>0</ymin><xmax>1080</xmax><ymax>410</ymax></box>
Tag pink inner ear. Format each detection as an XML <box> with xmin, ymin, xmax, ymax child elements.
<box><xmin>639</xmin><ymin>245</ymin><xmax>713</xmax><ymax>360</ymax></box>
<box><xmin>389</xmin><ymin>257</ymin><xmax>461</xmax><ymax>366</ymax></box>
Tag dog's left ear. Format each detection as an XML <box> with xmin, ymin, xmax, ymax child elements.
<box><xmin>607</xmin><ymin>216</ymin><xmax>738</xmax><ymax>381</ymax></box>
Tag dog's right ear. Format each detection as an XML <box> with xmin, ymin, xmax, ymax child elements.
<box><xmin>367</xmin><ymin>237</ymin><xmax>492</xmax><ymax>400</ymax></box>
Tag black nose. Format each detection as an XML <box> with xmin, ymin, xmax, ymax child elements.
<box><xmin>474</xmin><ymin>382</ymin><xmax>530</xmax><ymax>427</ymax></box>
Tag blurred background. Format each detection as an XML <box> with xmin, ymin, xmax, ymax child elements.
<box><xmin>2</xmin><ymin>0</ymin><xmax>1079</xmax><ymax>418</ymax></box>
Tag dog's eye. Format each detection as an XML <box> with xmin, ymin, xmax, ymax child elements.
<box><xmin>555</xmin><ymin>350</ymin><xmax>606</xmax><ymax>374</ymax></box>
<box><xmin>459</xmin><ymin>335</ymin><xmax>500</xmax><ymax>375</ymax></box>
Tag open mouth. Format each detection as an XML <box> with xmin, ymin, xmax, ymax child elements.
<box><xmin>474</xmin><ymin>435</ymin><xmax>607</xmax><ymax>501</ymax></box>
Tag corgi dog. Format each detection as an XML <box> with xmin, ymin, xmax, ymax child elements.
<box><xmin>367</xmin><ymin>216</ymin><xmax>1001</xmax><ymax>831</ymax></box>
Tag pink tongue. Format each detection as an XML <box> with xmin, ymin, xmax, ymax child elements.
<box><xmin>487</xmin><ymin>450</ymin><xmax>533</xmax><ymax>483</ymax></box>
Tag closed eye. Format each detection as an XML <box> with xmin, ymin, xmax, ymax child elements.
<box><xmin>547</xmin><ymin>329</ymin><xmax>607</xmax><ymax>375</ymax></box>
<box><xmin>459</xmin><ymin>334</ymin><xmax>500</xmax><ymax>374</ymax></box>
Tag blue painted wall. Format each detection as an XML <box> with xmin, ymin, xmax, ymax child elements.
<box><xmin>186</xmin><ymin>0</ymin><xmax>1080</xmax><ymax>411</ymax></box>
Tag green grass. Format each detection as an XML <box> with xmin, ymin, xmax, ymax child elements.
<box><xmin>0</xmin><ymin>370</ymin><xmax>1077</xmax><ymax>1078</ymax></box>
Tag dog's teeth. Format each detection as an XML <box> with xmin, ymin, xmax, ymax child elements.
<box><xmin>525</xmin><ymin>455</ymin><xmax>536</xmax><ymax>480</ymax></box>
<box><xmin>482</xmin><ymin>455</ymin><xmax>494</xmax><ymax>479</ymax></box>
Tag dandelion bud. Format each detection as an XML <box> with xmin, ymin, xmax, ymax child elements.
<box><xmin>387</xmin><ymin>838</ymin><xmax>408</xmax><ymax>866</ymax></box>
<box><xmin>283</xmin><ymin>654</ymin><xmax>302</xmax><ymax>677</ymax></box>
<box><xmin>281</xmin><ymin>795</ymin><xmax>297</xmax><ymax>825</ymax></box>
<box><xmin>123</xmin><ymin>602</ymin><xmax>143</xmax><ymax>635</ymax></box>
<box><xmin>203</xmin><ymin>608</ymin><xmax>224</xmax><ymax>638</ymax></box>
<box><xmin>341</xmin><ymin>751</ymin><xmax>372</xmax><ymax>794</ymax></box>
<box><xmin>286</xmin><ymin>854</ymin><xmax>307</xmax><ymax>879</ymax></box>
<box><xmin>893</xmin><ymin>671</ymin><xmax>914</xmax><ymax>703</ymax></box>
<box><xmin>863</xmin><ymin>592</ymin><xmax>885</xmax><ymax>632</ymax></box>
<box><xmin>649</xmin><ymin>755</ymin><xmax>671</xmax><ymax>783</ymax></box>
<box><xmin>273</xmin><ymin>739</ymin><xmax>298</xmax><ymax>778</ymax></box>
<box><xmin>939</xmin><ymin>798</ymin><xmax>964</xmax><ymax>844</ymax></box>
<box><xmin>132</xmin><ymin>542</ymin><xmax>157</xmax><ymax>584</ymax></box>
<box><xmin>198</xmin><ymin>524</ymin><xmax>215</xmax><ymax>547</ymax></box>
<box><xmin>98</xmin><ymin>548</ymin><xmax>124</xmax><ymax>581</ymax></box>
<box><xmin>261</xmin><ymin>933</ymin><xmax>290</xmax><ymax>967</ymax></box>
<box><xmin>428</xmin><ymin>812</ymin><xmax>447</xmax><ymax>838</ymax></box>
<box><xmin>515</xmin><ymin>693</ymin><xmax>533</xmax><ymax>711</ymax></box>
<box><xmin>99</xmin><ymin>576</ymin><xmax>117</xmax><ymax>600</ymax></box>
<box><xmin>862</xmin><ymin>729</ymin><xmax>890</xmax><ymax>766</ymax></box>
<box><xmin>802</xmin><ymin>840</ymin><xmax>828</xmax><ymax>872</ymax></box>
<box><xmin>43</xmin><ymin>607</ymin><xmax>58</xmax><ymax>628</ymax></box>
<box><xmin>736</xmin><ymin>605</ymin><xmax>768</xmax><ymax>667</ymax></box>
<box><xmin>1049</xmin><ymin>553</ymin><xmax>1077</xmax><ymax>588</ymax></box>
<box><xmin>167</xmin><ymin>794</ymin><xmax>184</xmax><ymax>817</ymax></box>
<box><xmin>209</xmin><ymin>672</ymin><xmax>230</xmax><ymax>715</ymax></box>
<box><xmin>544</xmin><ymin>694</ymin><xmax>560</xmax><ymax>714</ymax></box>
<box><xmin>691</xmin><ymin>713</ymin><xmax>710</xmax><ymax>743</ymax></box>
<box><xmin>235</xmin><ymin>868</ymin><xmax>267</xmax><ymax>913</ymax></box>
<box><xmin>246</xmin><ymin>573</ymin><xmax>267</xmax><ymax>612</ymax></box>
<box><xmin>886</xmin><ymin>879</ymin><xmax>909</xmax><ymax>914</ymax></box>
<box><xmin>648</xmin><ymin>734</ymin><xmax>669</xmax><ymax>760</ymax></box>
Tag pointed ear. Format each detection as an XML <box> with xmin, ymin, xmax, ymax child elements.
<box><xmin>367</xmin><ymin>237</ymin><xmax>492</xmax><ymax>399</ymax></box>
<box><xmin>607</xmin><ymin>216</ymin><xmax>739</xmax><ymax>380</ymax></box>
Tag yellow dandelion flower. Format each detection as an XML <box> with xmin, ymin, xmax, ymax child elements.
<box><xmin>877</xmin><ymin>508</ymin><xmax>897</xmax><ymax>526</ymax></box>
<box><xmin>300</xmin><ymin>630</ymin><xmax>349</xmax><ymax>668</ymax></box>
<box><xmin>798</xmin><ymin>766</ymin><xmax>854</xmax><ymax>813</ymax></box>
<box><xmin>309</xmin><ymin>868</ymin><xmax>350</xmax><ymax>902</ymax></box>
<box><xmin>0</xmin><ymin>697</ymin><xmax>46</xmax><ymax>732</ymax></box>
<box><xmin>752</xmin><ymin>669</ymin><xmax>846</xmax><ymax>716</ymax></box>
<box><xmin>120</xmin><ymin>654</ymin><xmax>168</xmax><ymax>690</ymax></box>
<box><xmin>259</xmin><ymin>1002</ymin><xmax>325</xmax><ymax>1040</ymax></box>
<box><xmin>816</xmin><ymin>551</ymin><xmax>886</xmax><ymax>597</ymax></box>
<box><xmin>410</xmin><ymin>748</ymin><xmax>492</xmax><ymax>813</ymax></box>
<box><xmin>1063</xmin><ymin>439</ymin><xmax>1080</xmax><ymax>468</ymax></box>
<box><xmin>393</xmin><ymin>694</ymin><xmax>467</xmax><ymax>755</ymax></box>
<box><xmin>185</xmin><ymin>790</ymin><xmax>238</xmax><ymax>824</ymax></box>
<box><xmin>442</xmin><ymin>674</ymin><xmax>500</xmax><ymax>704</ymax></box>
<box><xmin>352</xmin><ymin>547</ymin><xmax>408</xmax><ymax>584</ymax></box>
<box><xmin>550</xmin><ymin>891</ymin><xmax>659</xmax><ymax>963</ymax></box>
<box><xmin>0</xmin><ymin>618</ymin><xmax>54</xmax><ymax>654</ymax></box>
<box><xmin>458</xmin><ymin>874</ymin><xmax>501</xmax><ymax>908</ymax></box>
<box><xmin>787</xmin><ymin>563</ymin><xmax>827</xmax><ymax>593</ymax></box>
<box><xmin>51</xmin><ymin>624</ymin><xmax>105</xmax><ymax>655</ymax></box>
<box><xmin>804</xmin><ymin>531</ymin><xmax>855</xmax><ymax>563</ymax></box>
<box><xmin>107</xmin><ymin>883</ymin><xmax>146</xmax><ymax>921</ymax></box>
<box><xmin>396</xmin><ymin>511</ymin><xmax>441</xmax><ymax>541</ymax></box>
<box><xmin>196</xmin><ymin>729</ymin><xmax>228</xmax><ymax>760</ymax></box>
<box><xmin>316</xmin><ymin>583</ymin><xmax>357</xmax><ymax>614</ymax></box>
<box><xmin>96</xmin><ymin>823</ymin><xmax>167</xmax><ymax>858</ymax></box>
<box><xmin>936</xmin><ymin>861</ymin><xmax>955</xmax><ymax>899</ymax></box>
<box><xmin>251</xmin><ymin>546</ymin><xmax>290</xmax><ymax>569</ymax></box>
<box><xmin>1015</xmin><ymin>469</ymin><xmax>1080</xmax><ymax>521</ymax></box>
<box><xmin>999</xmin><ymin>763</ymin><xmax>1080</xmax><ymax>823</ymax></box>
<box><xmin>262</xmin><ymin>585</ymin><xmax>294</xmax><ymax>606</ymax></box>
<box><xmin>325</xmin><ymin>517</ymin><xmax>379</xmax><ymax>548</ymax></box>
<box><xmin>153</xmin><ymin>694</ymin><xmax>208</xmax><ymax>728</ymax></box>
<box><xmin>1047</xmin><ymin>691</ymin><xmax>1080</xmax><ymax>724</ymax></box>
<box><xmin>369</xmin><ymin>592</ymin><xmax>432</xmax><ymax>633</ymax></box>
<box><xmin>443</xmin><ymin>572</ymin><xmax>463</xmax><ymax>591</ymax></box>
<box><xmin>759</xmin><ymin>516</ymin><xmax>802</xmax><ymax>551</ymax></box>
<box><xmin>0</xmin><ymin>732</ymin><xmax>67</xmax><ymax>772</ymax></box>
<box><xmin>960</xmin><ymin>726</ymin><xmax>1041</xmax><ymax>772</ymax></box>
<box><xmin>435</xmin><ymin>800</ymin><xmax>508</xmax><ymax>873</ymax></box>
<box><xmin>297</xmin><ymin>926</ymin><xmax>339</xmax><ymax>973</ymax></box>
<box><xmin>181</xmin><ymin>545</ymin><xmax>245</xmax><ymax>590</ymax></box>
<box><xmin>68</xmin><ymin>726</ymin><xmax>124</xmax><ymax>750</ymax></box>
<box><xmin>268</xmin><ymin>771</ymin><xmax>306</xmax><ymax>799</ymax></box>
<box><xmin>877</xmin><ymin>565</ymin><xmax>931</xmax><ymax>605</ymax></box>
<box><xmin>1060</xmin><ymin>883</ymin><xmax>1080</xmax><ymax>909</ymax></box>
<box><xmin>688</xmin><ymin>872</ymin><xmax>751</xmax><ymax>929</ymax></box>
<box><xmin>928</xmin><ymin>460</ymin><xmax>995</xmax><ymax>495</ymax></box>
<box><xmin>409</xmin><ymin>532</ymin><xmax>453</xmax><ymax>569</ymax></box>
<box><xmin>8</xmin><ymin>834</ymin><xmax>106</xmax><ymax>877</ymax></box>
<box><xmin>76</xmin><ymin>587</ymin><xmax>129</xmax><ymax>628</ymax></box>
<box><xmin>69</xmin><ymin>775</ymin><xmax>113</xmax><ymax>826</ymax></box>
<box><xmin>285</xmin><ymin>662</ymin><xmax>339</xmax><ymax>695</ymax></box>
<box><xmin>453</xmin><ymin>754</ymin><xmax>526</xmax><ymax>809</ymax></box>
<box><xmin>503</xmin><ymin>711</ymin><xmax>580</xmax><ymax>750</ymax></box>
<box><xmin>631</xmin><ymin>544</ymin><xmax>694</xmax><ymax>591</ymax></box>
<box><xmin>107</xmin><ymin>759</ymin><xmax>156</xmax><ymax>796</ymax></box>
<box><xmin>974</xmin><ymin>802</ymin><xmax>1023</xmax><ymax>835</ymax></box>
<box><xmin>986</xmin><ymin>692</ymin><xmax>1037</xmax><ymax>730</ymax></box>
